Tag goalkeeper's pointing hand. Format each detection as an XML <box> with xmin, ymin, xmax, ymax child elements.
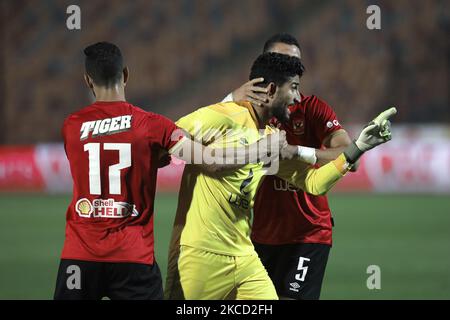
<box><xmin>345</xmin><ymin>107</ymin><xmax>397</xmax><ymax>163</ymax></box>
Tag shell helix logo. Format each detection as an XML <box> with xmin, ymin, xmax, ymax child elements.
<box><xmin>75</xmin><ymin>198</ymin><xmax>139</xmax><ymax>218</ymax></box>
<box><xmin>76</xmin><ymin>199</ymin><xmax>93</xmax><ymax>217</ymax></box>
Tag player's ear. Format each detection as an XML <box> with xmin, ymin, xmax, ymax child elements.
<box><xmin>84</xmin><ymin>74</ymin><xmax>94</xmax><ymax>89</ymax></box>
<box><xmin>267</xmin><ymin>83</ymin><xmax>277</xmax><ymax>97</ymax></box>
<box><xmin>123</xmin><ymin>67</ymin><xmax>129</xmax><ymax>86</ymax></box>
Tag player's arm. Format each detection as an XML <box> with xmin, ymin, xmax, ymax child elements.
<box><xmin>169</xmin><ymin>129</ymin><xmax>285</xmax><ymax>174</ymax></box>
<box><xmin>284</xmin><ymin>129</ymin><xmax>352</xmax><ymax>166</ymax></box>
<box><xmin>277</xmin><ymin>108</ymin><xmax>396</xmax><ymax>195</ymax></box>
<box><xmin>277</xmin><ymin>154</ymin><xmax>349</xmax><ymax>195</ymax></box>
<box><xmin>168</xmin><ymin>136</ymin><xmax>243</xmax><ymax>173</ymax></box>
<box><xmin>291</xmin><ymin>129</ymin><xmax>365</xmax><ymax>172</ymax></box>
<box><xmin>157</xmin><ymin>149</ymin><xmax>172</xmax><ymax>168</ymax></box>
<box><xmin>154</xmin><ymin>113</ymin><xmax>257</xmax><ymax>172</ymax></box>
<box><xmin>290</xmin><ymin>128</ymin><xmax>360</xmax><ymax>171</ymax></box>
<box><xmin>167</xmin><ymin>106</ymin><xmax>286</xmax><ymax>173</ymax></box>
<box><xmin>316</xmin><ymin>129</ymin><xmax>351</xmax><ymax>165</ymax></box>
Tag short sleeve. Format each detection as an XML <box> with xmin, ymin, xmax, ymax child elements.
<box><xmin>175</xmin><ymin>107</ymin><xmax>232</xmax><ymax>145</ymax></box>
<box><xmin>61</xmin><ymin>117</ymin><xmax>69</xmax><ymax>142</ymax></box>
<box><xmin>309</xmin><ymin>97</ymin><xmax>343</xmax><ymax>143</ymax></box>
<box><xmin>61</xmin><ymin>117</ymin><xmax>71</xmax><ymax>154</ymax></box>
<box><xmin>152</xmin><ymin>114</ymin><xmax>184</xmax><ymax>151</ymax></box>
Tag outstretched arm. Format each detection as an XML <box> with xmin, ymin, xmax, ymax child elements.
<box><xmin>316</xmin><ymin>129</ymin><xmax>352</xmax><ymax>165</ymax></box>
<box><xmin>277</xmin><ymin>107</ymin><xmax>397</xmax><ymax>195</ymax></box>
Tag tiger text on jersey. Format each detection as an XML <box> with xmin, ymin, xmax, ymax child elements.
<box><xmin>75</xmin><ymin>198</ymin><xmax>139</xmax><ymax>218</ymax></box>
<box><xmin>80</xmin><ymin>115</ymin><xmax>132</xmax><ymax>140</ymax></box>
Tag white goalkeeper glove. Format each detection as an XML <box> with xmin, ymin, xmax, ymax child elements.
<box><xmin>345</xmin><ymin>107</ymin><xmax>397</xmax><ymax>163</ymax></box>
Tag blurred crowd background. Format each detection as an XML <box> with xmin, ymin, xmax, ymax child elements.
<box><xmin>0</xmin><ymin>0</ymin><xmax>448</xmax><ymax>144</ymax></box>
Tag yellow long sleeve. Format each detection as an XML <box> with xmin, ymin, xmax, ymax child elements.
<box><xmin>276</xmin><ymin>154</ymin><xmax>351</xmax><ymax>195</ymax></box>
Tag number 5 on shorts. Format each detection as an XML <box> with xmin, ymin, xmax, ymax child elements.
<box><xmin>295</xmin><ymin>257</ymin><xmax>310</xmax><ymax>282</ymax></box>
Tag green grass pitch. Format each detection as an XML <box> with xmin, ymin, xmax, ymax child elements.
<box><xmin>1</xmin><ymin>193</ymin><xmax>449</xmax><ymax>299</ymax></box>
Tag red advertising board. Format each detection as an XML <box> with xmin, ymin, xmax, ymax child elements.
<box><xmin>1</xmin><ymin>126</ymin><xmax>449</xmax><ymax>194</ymax></box>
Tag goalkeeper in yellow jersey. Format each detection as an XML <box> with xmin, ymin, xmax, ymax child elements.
<box><xmin>165</xmin><ymin>52</ymin><xmax>396</xmax><ymax>300</ymax></box>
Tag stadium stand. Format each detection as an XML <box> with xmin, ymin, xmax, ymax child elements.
<box><xmin>0</xmin><ymin>0</ymin><xmax>448</xmax><ymax>144</ymax></box>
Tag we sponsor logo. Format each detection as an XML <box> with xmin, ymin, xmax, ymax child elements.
<box><xmin>228</xmin><ymin>169</ymin><xmax>254</xmax><ymax>209</ymax></box>
<box><xmin>273</xmin><ymin>179</ymin><xmax>299</xmax><ymax>192</ymax></box>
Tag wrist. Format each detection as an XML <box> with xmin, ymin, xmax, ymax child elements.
<box><xmin>297</xmin><ymin>146</ymin><xmax>317</xmax><ymax>165</ymax></box>
<box><xmin>344</xmin><ymin>141</ymin><xmax>365</xmax><ymax>164</ymax></box>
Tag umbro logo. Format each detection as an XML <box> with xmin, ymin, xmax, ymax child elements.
<box><xmin>289</xmin><ymin>282</ymin><xmax>301</xmax><ymax>292</ymax></box>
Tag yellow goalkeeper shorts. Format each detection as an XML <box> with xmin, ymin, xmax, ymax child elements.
<box><xmin>166</xmin><ymin>245</ymin><xmax>278</xmax><ymax>300</ymax></box>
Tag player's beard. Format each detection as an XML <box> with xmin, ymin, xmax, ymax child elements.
<box><xmin>272</xmin><ymin>102</ymin><xmax>290</xmax><ymax>123</ymax></box>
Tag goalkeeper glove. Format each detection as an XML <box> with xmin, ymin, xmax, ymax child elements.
<box><xmin>344</xmin><ymin>107</ymin><xmax>397</xmax><ymax>164</ymax></box>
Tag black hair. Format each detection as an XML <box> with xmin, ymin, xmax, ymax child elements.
<box><xmin>84</xmin><ymin>42</ymin><xmax>124</xmax><ymax>87</ymax></box>
<box><xmin>249</xmin><ymin>52</ymin><xmax>305</xmax><ymax>87</ymax></box>
<box><xmin>263</xmin><ymin>33</ymin><xmax>301</xmax><ymax>53</ymax></box>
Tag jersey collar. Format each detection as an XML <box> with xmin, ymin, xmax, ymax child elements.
<box><xmin>236</xmin><ymin>100</ymin><xmax>264</xmax><ymax>129</ymax></box>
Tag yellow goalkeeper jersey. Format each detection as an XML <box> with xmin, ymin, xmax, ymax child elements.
<box><xmin>172</xmin><ymin>101</ymin><xmax>349</xmax><ymax>256</ymax></box>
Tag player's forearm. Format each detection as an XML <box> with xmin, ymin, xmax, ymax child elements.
<box><xmin>281</xmin><ymin>144</ymin><xmax>349</xmax><ymax>166</ymax></box>
<box><xmin>277</xmin><ymin>154</ymin><xmax>351</xmax><ymax>195</ymax></box>
<box><xmin>200</xmin><ymin>139</ymin><xmax>274</xmax><ymax>173</ymax></box>
<box><xmin>302</xmin><ymin>154</ymin><xmax>351</xmax><ymax>195</ymax></box>
<box><xmin>283</xmin><ymin>129</ymin><xmax>352</xmax><ymax>166</ymax></box>
<box><xmin>315</xmin><ymin>147</ymin><xmax>348</xmax><ymax>166</ymax></box>
<box><xmin>169</xmin><ymin>137</ymin><xmax>270</xmax><ymax>173</ymax></box>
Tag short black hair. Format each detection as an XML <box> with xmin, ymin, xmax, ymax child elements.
<box><xmin>263</xmin><ymin>33</ymin><xmax>301</xmax><ymax>53</ymax></box>
<box><xmin>249</xmin><ymin>52</ymin><xmax>305</xmax><ymax>87</ymax></box>
<box><xmin>84</xmin><ymin>42</ymin><xmax>124</xmax><ymax>87</ymax></box>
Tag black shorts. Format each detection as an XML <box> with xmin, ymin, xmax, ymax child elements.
<box><xmin>253</xmin><ymin>242</ymin><xmax>331</xmax><ymax>300</ymax></box>
<box><xmin>54</xmin><ymin>259</ymin><xmax>163</xmax><ymax>300</ymax></box>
